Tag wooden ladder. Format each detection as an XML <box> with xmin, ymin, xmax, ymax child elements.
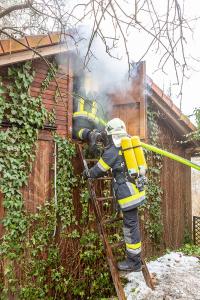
<box><xmin>78</xmin><ymin>144</ymin><xmax>154</xmax><ymax>299</ymax></box>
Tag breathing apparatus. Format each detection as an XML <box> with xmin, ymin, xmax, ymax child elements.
<box><xmin>105</xmin><ymin>118</ymin><xmax>200</xmax><ymax>181</ymax></box>
<box><xmin>121</xmin><ymin>136</ymin><xmax>147</xmax><ymax>178</ymax></box>
<box><xmin>105</xmin><ymin>118</ymin><xmax>147</xmax><ymax>187</ymax></box>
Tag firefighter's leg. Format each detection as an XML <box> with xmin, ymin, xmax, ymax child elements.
<box><xmin>73</xmin><ymin>114</ymin><xmax>100</xmax><ymax>142</ymax></box>
<box><xmin>75</xmin><ymin>127</ymin><xmax>102</xmax><ymax>156</ymax></box>
<box><xmin>117</xmin><ymin>208</ymin><xmax>142</xmax><ymax>271</ymax></box>
<box><xmin>77</xmin><ymin>128</ymin><xmax>91</xmax><ymax>141</ymax></box>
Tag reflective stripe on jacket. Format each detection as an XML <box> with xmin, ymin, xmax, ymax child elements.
<box><xmin>89</xmin><ymin>144</ymin><xmax>146</xmax><ymax>211</ymax></box>
<box><xmin>73</xmin><ymin>111</ymin><xmax>106</xmax><ymax>127</ymax></box>
<box><xmin>73</xmin><ymin>98</ymin><xmax>106</xmax><ymax>139</ymax></box>
<box><xmin>73</xmin><ymin>98</ymin><xmax>106</xmax><ymax>126</ymax></box>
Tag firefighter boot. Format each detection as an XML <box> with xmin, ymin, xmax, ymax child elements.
<box><xmin>117</xmin><ymin>253</ymin><xmax>142</xmax><ymax>272</ymax></box>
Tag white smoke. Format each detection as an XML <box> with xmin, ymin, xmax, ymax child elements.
<box><xmin>57</xmin><ymin>25</ymin><xmax>142</xmax><ymax>119</ymax></box>
<box><xmin>74</xmin><ymin>25</ymin><xmax>137</xmax><ymax>93</ymax></box>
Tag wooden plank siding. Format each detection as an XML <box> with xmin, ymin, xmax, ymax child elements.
<box><xmin>110</xmin><ymin>62</ymin><xmax>147</xmax><ymax>139</ymax></box>
<box><xmin>22</xmin><ymin>133</ymin><xmax>54</xmax><ymax>213</ymax></box>
<box><xmin>0</xmin><ymin>57</ymin><xmax>73</xmax><ymax>240</ymax></box>
<box><xmin>140</xmin><ymin>115</ymin><xmax>192</xmax><ymax>258</ymax></box>
<box><xmin>158</xmin><ymin>118</ymin><xmax>192</xmax><ymax>250</ymax></box>
<box><xmin>0</xmin><ymin>55</ymin><xmax>193</xmax><ymax>261</ymax></box>
<box><xmin>31</xmin><ymin>58</ymin><xmax>73</xmax><ymax>137</ymax></box>
<box><xmin>21</xmin><ymin>56</ymin><xmax>73</xmax><ymax>214</ymax></box>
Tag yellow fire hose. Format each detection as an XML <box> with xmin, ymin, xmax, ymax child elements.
<box><xmin>141</xmin><ymin>142</ymin><xmax>200</xmax><ymax>172</ymax></box>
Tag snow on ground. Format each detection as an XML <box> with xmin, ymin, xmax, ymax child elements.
<box><xmin>124</xmin><ymin>252</ymin><xmax>200</xmax><ymax>300</ymax></box>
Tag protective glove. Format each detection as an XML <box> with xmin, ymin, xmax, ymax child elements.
<box><xmin>88</xmin><ymin>130</ymin><xmax>102</xmax><ymax>150</ymax></box>
<box><xmin>136</xmin><ymin>175</ymin><xmax>147</xmax><ymax>191</ymax></box>
<box><xmin>82</xmin><ymin>169</ymin><xmax>91</xmax><ymax>180</ymax></box>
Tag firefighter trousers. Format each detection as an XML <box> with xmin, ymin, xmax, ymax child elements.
<box><xmin>122</xmin><ymin>208</ymin><xmax>141</xmax><ymax>265</ymax></box>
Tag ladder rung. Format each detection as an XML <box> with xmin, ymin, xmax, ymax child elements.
<box><xmin>85</xmin><ymin>159</ymin><xmax>98</xmax><ymax>162</ymax></box>
<box><xmin>97</xmin><ymin>177</ymin><xmax>112</xmax><ymax>180</ymax></box>
<box><xmin>77</xmin><ymin>144</ymin><xmax>154</xmax><ymax>294</ymax></box>
<box><xmin>111</xmin><ymin>240</ymin><xmax>125</xmax><ymax>249</ymax></box>
<box><xmin>103</xmin><ymin>216</ymin><xmax>123</xmax><ymax>225</ymax></box>
<box><xmin>96</xmin><ymin>196</ymin><xmax>113</xmax><ymax>201</ymax></box>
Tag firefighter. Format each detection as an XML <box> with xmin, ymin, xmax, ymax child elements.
<box><xmin>73</xmin><ymin>97</ymin><xmax>106</xmax><ymax>151</ymax></box>
<box><xmin>83</xmin><ymin>118</ymin><xmax>146</xmax><ymax>272</ymax></box>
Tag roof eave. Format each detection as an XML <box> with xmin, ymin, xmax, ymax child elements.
<box><xmin>147</xmin><ymin>79</ymin><xmax>200</xmax><ymax>149</ymax></box>
<box><xmin>0</xmin><ymin>43</ymin><xmax>69</xmax><ymax>66</ymax></box>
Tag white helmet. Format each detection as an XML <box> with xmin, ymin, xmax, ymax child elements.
<box><xmin>105</xmin><ymin>118</ymin><xmax>127</xmax><ymax>135</ymax></box>
<box><xmin>105</xmin><ymin>118</ymin><xmax>127</xmax><ymax>147</ymax></box>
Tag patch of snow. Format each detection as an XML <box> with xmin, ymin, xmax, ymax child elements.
<box><xmin>124</xmin><ymin>252</ymin><xmax>200</xmax><ymax>300</ymax></box>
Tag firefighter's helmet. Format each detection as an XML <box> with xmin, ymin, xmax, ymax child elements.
<box><xmin>105</xmin><ymin>118</ymin><xmax>127</xmax><ymax>135</ymax></box>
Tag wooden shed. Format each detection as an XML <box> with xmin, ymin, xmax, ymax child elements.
<box><xmin>146</xmin><ymin>79</ymin><xmax>199</xmax><ymax>251</ymax></box>
<box><xmin>0</xmin><ymin>33</ymin><xmax>199</xmax><ymax>264</ymax></box>
<box><xmin>110</xmin><ymin>68</ymin><xmax>199</xmax><ymax>253</ymax></box>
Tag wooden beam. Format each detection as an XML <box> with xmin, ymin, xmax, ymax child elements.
<box><xmin>0</xmin><ymin>33</ymin><xmax>61</xmax><ymax>55</ymax></box>
<box><xmin>150</xmin><ymin>93</ymin><xmax>192</xmax><ymax>136</ymax></box>
<box><xmin>186</xmin><ymin>147</ymin><xmax>200</xmax><ymax>155</ymax></box>
<box><xmin>67</xmin><ymin>61</ymin><xmax>73</xmax><ymax>138</ymax></box>
<box><xmin>149</xmin><ymin>93</ymin><xmax>200</xmax><ymax>148</ymax></box>
<box><xmin>148</xmin><ymin>77</ymin><xmax>196</xmax><ymax>132</ymax></box>
<box><xmin>0</xmin><ymin>121</ymin><xmax>57</xmax><ymax>131</ymax></box>
<box><xmin>0</xmin><ymin>44</ymin><xmax>69</xmax><ymax>66</ymax></box>
<box><xmin>139</xmin><ymin>62</ymin><xmax>147</xmax><ymax>141</ymax></box>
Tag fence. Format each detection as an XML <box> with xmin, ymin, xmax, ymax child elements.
<box><xmin>193</xmin><ymin>216</ymin><xmax>200</xmax><ymax>246</ymax></box>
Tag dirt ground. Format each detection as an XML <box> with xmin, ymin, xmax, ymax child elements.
<box><xmin>124</xmin><ymin>252</ymin><xmax>200</xmax><ymax>300</ymax></box>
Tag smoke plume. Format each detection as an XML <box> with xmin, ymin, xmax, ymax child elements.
<box><xmin>57</xmin><ymin>25</ymin><xmax>142</xmax><ymax>119</ymax></box>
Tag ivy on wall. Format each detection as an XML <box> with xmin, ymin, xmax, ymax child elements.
<box><xmin>140</xmin><ymin>107</ymin><xmax>164</xmax><ymax>245</ymax></box>
<box><xmin>17</xmin><ymin>136</ymin><xmax>78</xmax><ymax>300</ymax></box>
<box><xmin>194</xmin><ymin>107</ymin><xmax>200</xmax><ymax>135</ymax></box>
<box><xmin>0</xmin><ymin>62</ymin><xmax>116</xmax><ymax>299</ymax></box>
<box><xmin>41</xmin><ymin>61</ymin><xmax>58</xmax><ymax>92</ymax></box>
<box><xmin>0</xmin><ymin>62</ymin><xmax>48</xmax><ymax>298</ymax></box>
<box><xmin>186</xmin><ymin>108</ymin><xmax>200</xmax><ymax>141</ymax></box>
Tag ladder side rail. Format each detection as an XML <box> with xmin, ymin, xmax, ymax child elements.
<box><xmin>77</xmin><ymin>144</ymin><xmax>127</xmax><ymax>300</ymax></box>
<box><xmin>141</xmin><ymin>258</ymin><xmax>155</xmax><ymax>290</ymax></box>
<box><xmin>77</xmin><ymin>144</ymin><xmax>155</xmax><ymax>294</ymax></box>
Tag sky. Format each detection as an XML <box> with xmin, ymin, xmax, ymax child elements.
<box><xmin>133</xmin><ymin>0</ymin><xmax>200</xmax><ymax>121</ymax></box>
<box><xmin>144</xmin><ymin>1</ymin><xmax>200</xmax><ymax>120</ymax></box>
<box><xmin>2</xmin><ymin>1</ymin><xmax>200</xmax><ymax>122</ymax></box>
<box><xmin>117</xmin><ymin>0</ymin><xmax>200</xmax><ymax>120</ymax></box>
<box><xmin>67</xmin><ymin>0</ymin><xmax>200</xmax><ymax>124</ymax></box>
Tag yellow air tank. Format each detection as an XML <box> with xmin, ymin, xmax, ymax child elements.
<box><xmin>131</xmin><ymin>136</ymin><xmax>147</xmax><ymax>175</ymax></box>
<box><xmin>121</xmin><ymin>137</ymin><xmax>139</xmax><ymax>177</ymax></box>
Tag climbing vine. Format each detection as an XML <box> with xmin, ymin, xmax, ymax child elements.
<box><xmin>0</xmin><ymin>62</ymin><xmax>48</xmax><ymax>297</ymax></box>
<box><xmin>41</xmin><ymin>61</ymin><xmax>58</xmax><ymax>92</ymax></box>
<box><xmin>0</xmin><ymin>62</ymin><xmax>116</xmax><ymax>299</ymax></box>
<box><xmin>140</xmin><ymin>106</ymin><xmax>163</xmax><ymax>245</ymax></box>
<box><xmin>194</xmin><ymin>107</ymin><xmax>200</xmax><ymax>139</ymax></box>
<box><xmin>16</xmin><ymin>138</ymin><xmax>114</xmax><ymax>299</ymax></box>
<box><xmin>186</xmin><ymin>107</ymin><xmax>200</xmax><ymax>142</ymax></box>
<box><xmin>17</xmin><ymin>136</ymin><xmax>78</xmax><ymax>299</ymax></box>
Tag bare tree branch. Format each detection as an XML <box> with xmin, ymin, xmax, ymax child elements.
<box><xmin>0</xmin><ymin>1</ymin><xmax>33</xmax><ymax>19</ymax></box>
<box><xmin>0</xmin><ymin>0</ymin><xmax>198</xmax><ymax>109</ymax></box>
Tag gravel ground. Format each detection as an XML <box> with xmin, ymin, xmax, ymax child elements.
<box><xmin>124</xmin><ymin>252</ymin><xmax>200</xmax><ymax>300</ymax></box>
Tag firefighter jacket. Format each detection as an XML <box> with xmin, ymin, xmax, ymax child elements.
<box><xmin>73</xmin><ymin>97</ymin><xmax>106</xmax><ymax>140</ymax></box>
<box><xmin>89</xmin><ymin>144</ymin><xmax>146</xmax><ymax>211</ymax></box>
